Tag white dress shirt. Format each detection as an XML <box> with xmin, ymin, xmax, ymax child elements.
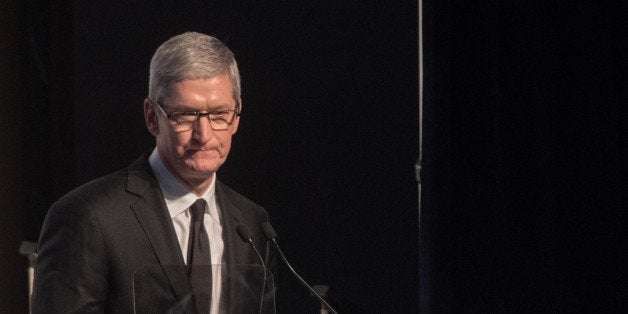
<box><xmin>149</xmin><ymin>148</ymin><xmax>223</xmax><ymax>314</ymax></box>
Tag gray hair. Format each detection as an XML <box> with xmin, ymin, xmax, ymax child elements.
<box><xmin>148</xmin><ymin>32</ymin><xmax>241</xmax><ymax>109</ymax></box>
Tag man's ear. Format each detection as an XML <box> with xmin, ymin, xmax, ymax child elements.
<box><xmin>144</xmin><ymin>98</ymin><xmax>159</xmax><ymax>136</ymax></box>
<box><xmin>231</xmin><ymin>98</ymin><xmax>242</xmax><ymax>135</ymax></box>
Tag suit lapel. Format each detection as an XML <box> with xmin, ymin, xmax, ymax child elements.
<box><xmin>215</xmin><ymin>181</ymin><xmax>272</xmax><ymax>312</ymax></box>
<box><xmin>126</xmin><ymin>156</ymin><xmax>192</xmax><ymax>303</ymax></box>
<box><xmin>215</xmin><ymin>180</ymin><xmax>245</xmax><ymax>266</ymax></box>
<box><xmin>215</xmin><ymin>181</ymin><xmax>246</xmax><ymax>310</ymax></box>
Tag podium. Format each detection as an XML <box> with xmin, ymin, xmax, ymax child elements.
<box><xmin>133</xmin><ymin>264</ymin><xmax>275</xmax><ymax>314</ymax></box>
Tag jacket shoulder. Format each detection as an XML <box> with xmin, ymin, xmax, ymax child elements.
<box><xmin>216</xmin><ymin>180</ymin><xmax>264</xmax><ymax>211</ymax></box>
<box><xmin>51</xmin><ymin>154</ymin><xmax>154</xmax><ymax>212</ymax></box>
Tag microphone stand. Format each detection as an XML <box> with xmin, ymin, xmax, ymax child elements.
<box><xmin>269</xmin><ymin>238</ymin><xmax>338</xmax><ymax>314</ymax></box>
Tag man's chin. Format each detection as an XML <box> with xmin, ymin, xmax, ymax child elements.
<box><xmin>180</xmin><ymin>160</ymin><xmax>222</xmax><ymax>177</ymax></box>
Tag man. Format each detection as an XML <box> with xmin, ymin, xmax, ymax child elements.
<box><xmin>32</xmin><ymin>32</ymin><xmax>274</xmax><ymax>313</ymax></box>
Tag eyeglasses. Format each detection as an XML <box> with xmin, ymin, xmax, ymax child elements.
<box><xmin>153</xmin><ymin>101</ymin><xmax>240</xmax><ymax>132</ymax></box>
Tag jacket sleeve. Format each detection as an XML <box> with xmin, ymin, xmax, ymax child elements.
<box><xmin>31</xmin><ymin>194</ymin><xmax>109</xmax><ymax>314</ymax></box>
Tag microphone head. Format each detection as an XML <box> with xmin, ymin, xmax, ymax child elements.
<box><xmin>261</xmin><ymin>222</ymin><xmax>277</xmax><ymax>240</ymax></box>
<box><xmin>236</xmin><ymin>224</ymin><xmax>254</xmax><ymax>242</ymax></box>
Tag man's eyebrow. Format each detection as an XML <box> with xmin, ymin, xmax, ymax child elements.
<box><xmin>168</xmin><ymin>104</ymin><xmax>235</xmax><ymax>112</ymax></box>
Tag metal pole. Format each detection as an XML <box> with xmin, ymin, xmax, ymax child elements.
<box><xmin>416</xmin><ymin>0</ymin><xmax>424</xmax><ymax>312</ymax></box>
<box><xmin>19</xmin><ymin>241</ymin><xmax>38</xmax><ymax>314</ymax></box>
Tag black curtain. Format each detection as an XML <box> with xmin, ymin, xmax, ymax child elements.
<box><xmin>24</xmin><ymin>1</ymin><xmax>420</xmax><ymax>313</ymax></box>
<box><xmin>19</xmin><ymin>0</ymin><xmax>622</xmax><ymax>313</ymax></box>
<box><xmin>421</xmin><ymin>1</ymin><xmax>622</xmax><ymax>312</ymax></box>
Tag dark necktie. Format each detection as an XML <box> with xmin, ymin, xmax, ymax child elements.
<box><xmin>188</xmin><ymin>198</ymin><xmax>212</xmax><ymax>314</ymax></box>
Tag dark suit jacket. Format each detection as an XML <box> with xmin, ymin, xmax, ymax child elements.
<box><xmin>32</xmin><ymin>154</ymin><xmax>275</xmax><ymax>313</ymax></box>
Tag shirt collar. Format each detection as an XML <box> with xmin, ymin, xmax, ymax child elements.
<box><xmin>148</xmin><ymin>148</ymin><xmax>217</xmax><ymax>219</ymax></box>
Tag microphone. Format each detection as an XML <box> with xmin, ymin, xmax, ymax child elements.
<box><xmin>261</xmin><ymin>222</ymin><xmax>338</xmax><ymax>314</ymax></box>
<box><xmin>236</xmin><ymin>224</ymin><xmax>266</xmax><ymax>269</ymax></box>
<box><xmin>236</xmin><ymin>224</ymin><xmax>267</xmax><ymax>314</ymax></box>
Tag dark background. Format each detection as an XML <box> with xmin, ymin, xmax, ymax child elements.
<box><xmin>1</xmin><ymin>0</ymin><xmax>622</xmax><ymax>313</ymax></box>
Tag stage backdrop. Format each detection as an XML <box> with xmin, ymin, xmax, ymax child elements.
<box><xmin>22</xmin><ymin>1</ymin><xmax>420</xmax><ymax>313</ymax></box>
<box><xmin>17</xmin><ymin>1</ymin><xmax>620</xmax><ymax>313</ymax></box>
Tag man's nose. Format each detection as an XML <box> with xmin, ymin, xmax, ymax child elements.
<box><xmin>192</xmin><ymin>116</ymin><xmax>214</xmax><ymax>141</ymax></box>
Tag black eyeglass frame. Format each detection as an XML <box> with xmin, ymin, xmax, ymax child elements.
<box><xmin>152</xmin><ymin>100</ymin><xmax>240</xmax><ymax>131</ymax></box>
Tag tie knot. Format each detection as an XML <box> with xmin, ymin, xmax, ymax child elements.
<box><xmin>190</xmin><ymin>199</ymin><xmax>207</xmax><ymax>222</ymax></box>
